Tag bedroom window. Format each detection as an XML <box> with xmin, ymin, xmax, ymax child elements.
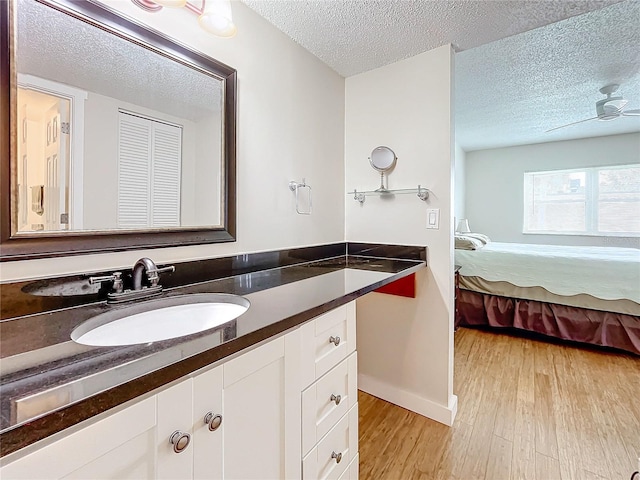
<box><xmin>523</xmin><ymin>164</ymin><xmax>640</xmax><ymax>236</ymax></box>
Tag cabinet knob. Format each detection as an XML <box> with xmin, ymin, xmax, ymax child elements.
<box><xmin>204</xmin><ymin>412</ymin><xmax>223</xmax><ymax>432</ymax></box>
<box><xmin>329</xmin><ymin>335</ymin><xmax>341</xmax><ymax>346</ymax></box>
<box><xmin>330</xmin><ymin>394</ymin><xmax>342</xmax><ymax>405</ymax></box>
<box><xmin>169</xmin><ymin>430</ymin><xmax>191</xmax><ymax>453</ymax></box>
<box><xmin>331</xmin><ymin>451</ymin><xmax>343</xmax><ymax>464</ymax></box>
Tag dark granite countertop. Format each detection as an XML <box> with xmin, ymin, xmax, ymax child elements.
<box><xmin>0</xmin><ymin>243</ymin><xmax>426</xmax><ymax>456</ymax></box>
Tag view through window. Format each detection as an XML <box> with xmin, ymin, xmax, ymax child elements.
<box><xmin>523</xmin><ymin>165</ymin><xmax>640</xmax><ymax>236</ymax></box>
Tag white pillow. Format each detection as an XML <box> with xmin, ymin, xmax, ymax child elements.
<box><xmin>455</xmin><ymin>235</ymin><xmax>484</xmax><ymax>250</ymax></box>
<box><xmin>465</xmin><ymin>232</ymin><xmax>491</xmax><ymax>245</ymax></box>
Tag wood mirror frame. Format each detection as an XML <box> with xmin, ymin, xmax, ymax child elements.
<box><xmin>0</xmin><ymin>0</ymin><xmax>237</xmax><ymax>262</ymax></box>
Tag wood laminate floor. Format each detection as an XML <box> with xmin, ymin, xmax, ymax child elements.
<box><xmin>358</xmin><ymin>327</ymin><xmax>640</xmax><ymax>480</ymax></box>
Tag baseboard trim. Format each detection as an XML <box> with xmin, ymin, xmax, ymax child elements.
<box><xmin>358</xmin><ymin>373</ymin><xmax>458</xmax><ymax>426</ymax></box>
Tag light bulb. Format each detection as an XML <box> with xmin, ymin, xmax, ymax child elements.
<box><xmin>153</xmin><ymin>0</ymin><xmax>187</xmax><ymax>7</ymax></box>
<box><xmin>199</xmin><ymin>0</ymin><xmax>237</xmax><ymax>37</ymax></box>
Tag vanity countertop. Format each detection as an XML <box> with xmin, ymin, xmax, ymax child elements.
<box><xmin>0</xmin><ymin>243</ymin><xmax>426</xmax><ymax>457</ymax></box>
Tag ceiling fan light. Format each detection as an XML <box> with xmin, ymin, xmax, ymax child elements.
<box><xmin>198</xmin><ymin>0</ymin><xmax>237</xmax><ymax>37</ymax></box>
<box><xmin>152</xmin><ymin>0</ymin><xmax>187</xmax><ymax>6</ymax></box>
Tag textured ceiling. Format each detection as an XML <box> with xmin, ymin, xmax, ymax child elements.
<box><xmin>455</xmin><ymin>0</ymin><xmax>640</xmax><ymax>151</ymax></box>
<box><xmin>241</xmin><ymin>0</ymin><xmax>623</xmax><ymax>77</ymax></box>
<box><xmin>17</xmin><ymin>0</ymin><xmax>222</xmax><ymax>122</ymax></box>
<box><xmin>242</xmin><ymin>0</ymin><xmax>639</xmax><ymax>151</ymax></box>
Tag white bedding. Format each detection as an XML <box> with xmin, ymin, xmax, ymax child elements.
<box><xmin>455</xmin><ymin>242</ymin><xmax>640</xmax><ymax>303</ymax></box>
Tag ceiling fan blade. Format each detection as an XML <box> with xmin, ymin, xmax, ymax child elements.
<box><xmin>545</xmin><ymin>116</ymin><xmax>599</xmax><ymax>133</ymax></box>
<box><xmin>621</xmin><ymin>109</ymin><xmax>640</xmax><ymax>116</ymax></box>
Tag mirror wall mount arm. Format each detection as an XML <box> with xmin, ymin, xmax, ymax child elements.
<box><xmin>0</xmin><ymin>0</ymin><xmax>237</xmax><ymax>261</ymax></box>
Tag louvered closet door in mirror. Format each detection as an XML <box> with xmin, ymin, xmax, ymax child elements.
<box><xmin>117</xmin><ymin>111</ymin><xmax>182</xmax><ymax>229</ymax></box>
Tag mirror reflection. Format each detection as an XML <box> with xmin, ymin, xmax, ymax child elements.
<box><xmin>15</xmin><ymin>0</ymin><xmax>225</xmax><ymax>234</ymax></box>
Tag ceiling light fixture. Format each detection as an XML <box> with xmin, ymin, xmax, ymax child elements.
<box><xmin>131</xmin><ymin>0</ymin><xmax>237</xmax><ymax>38</ymax></box>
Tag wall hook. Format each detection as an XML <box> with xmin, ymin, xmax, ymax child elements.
<box><xmin>417</xmin><ymin>185</ymin><xmax>429</xmax><ymax>201</ymax></box>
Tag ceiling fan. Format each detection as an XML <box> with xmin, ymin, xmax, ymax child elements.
<box><xmin>546</xmin><ymin>84</ymin><xmax>640</xmax><ymax>133</ymax></box>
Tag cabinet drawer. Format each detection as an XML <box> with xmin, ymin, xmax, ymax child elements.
<box><xmin>301</xmin><ymin>302</ymin><xmax>356</xmax><ymax>388</ymax></box>
<box><xmin>302</xmin><ymin>403</ymin><xmax>358</xmax><ymax>480</ymax></box>
<box><xmin>302</xmin><ymin>352</ymin><xmax>357</xmax><ymax>456</ymax></box>
<box><xmin>337</xmin><ymin>453</ymin><xmax>359</xmax><ymax>480</ymax></box>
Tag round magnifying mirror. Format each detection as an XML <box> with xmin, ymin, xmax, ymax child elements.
<box><xmin>369</xmin><ymin>146</ymin><xmax>397</xmax><ymax>173</ymax></box>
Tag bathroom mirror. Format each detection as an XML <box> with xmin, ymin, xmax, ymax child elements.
<box><xmin>0</xmin><ymin>0</ymin><xmax>237</xmax><ymax>261</ymax></box>
<box><xmin>369</xmin><ymin>146</ymin><xmax>397</xmax><ymax>192</ymax></box>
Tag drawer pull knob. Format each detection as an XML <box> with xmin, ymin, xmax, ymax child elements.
<box><xmin>329</xmin><ymin>335</ymin><xmax>341</xmax><ymax>346</ymax></box>
<box><xmin>330</xmin><ymin>394</ymin><xmax>342</xmax><ymax>405</ymax></box>
<box><xmin>169</xmin><ymin>430</ymin><xmax>191</xmax><ymax>453</ymax></box>
<box><xmin>331</xmin><ymin>451</ymin><xmax>343</xmax><ymax>464</ymax></box>
<box><xmin>204</xmin><ymin>412</ymin><xmax>223</xmax><ymax>431</ymax></box>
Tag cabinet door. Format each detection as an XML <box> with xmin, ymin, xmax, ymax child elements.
<box><xmin>222</xmin><ymin>330</ymin><xmax>301</xmax><ymax>480</ymax></box>
<box><xmin>193</xmin><ymin>365</ymin><xmax>224</xmax><ymax>480</ymax></box>
<box><xmin>0</xmin><ymin>397</ymin><xmax>157</xmax><ymax>480</ymax></box>
<box><xmin>156</xmin><ymin>378</ymin><xmax>194</xmax><ymax>480</ymax></box>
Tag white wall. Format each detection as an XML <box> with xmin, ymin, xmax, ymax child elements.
<box><xmin>454</xmin><ymin>142</ymin><xmax>466</xmax><ymax>224</ymax></box>
<box><xmin>192</xmin><ymin>114</ymin><xmax>221</xmax><ymax>226</ymax></box>
<box><xmin>1</xmin><ymin>1</ymin><xmax>345</xmax><ymax>281</ymax></box>
<box><xmin>465</xmin><ymin>133</ymin><xmax>640</xmax><ymax>247</ymax></box>
<box><xmin>345</xmin><ymin>45</ymin><xmax>457</xmax><ymax>425</ymax></box>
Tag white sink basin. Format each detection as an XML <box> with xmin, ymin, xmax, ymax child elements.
<box><xmin>71</xmin><ymin>293</ymin><xmax>249</xmax><ymax>347</ymax></box>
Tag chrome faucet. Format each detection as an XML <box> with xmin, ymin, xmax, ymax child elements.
<box><xmin>132</xmin><ymin>257</ymin><xmax>175</xmax><ymax>290</ymax></box>
<box><xmin>89</xmin><ymin>257</ymin><xmax>175</xmax><ymax>304</ymax></box>
<box><xmin>133</xmin><ymin>257</ymin><xmax>157</xmax><ymax>290</ymax></box>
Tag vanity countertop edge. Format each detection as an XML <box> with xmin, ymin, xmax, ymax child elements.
<box><xmin>0</xmin><ymin>242</ymin><xmax>426</xmax><ymax>457</ymax></box>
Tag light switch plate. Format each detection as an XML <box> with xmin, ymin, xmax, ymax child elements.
<box><xmin>426</xmin><ymin>208</ymin><xmax>440</xmax><ymax>229</ymax></box>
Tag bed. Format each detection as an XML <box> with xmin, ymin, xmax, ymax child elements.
<box><xmin>454</xmin><ymin>242</ymin><xmax>640</xmax><ymax>355</ymax></box>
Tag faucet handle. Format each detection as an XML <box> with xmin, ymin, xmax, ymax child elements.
<box><xmin>149</xmin><ymin>265</ymin><xmax>175</xmax><ymax>286</ymax></box>
<box><xmin>88</xmin><ymin>272</ymin><xmax>124</xmax><ymax>294</ymax></box>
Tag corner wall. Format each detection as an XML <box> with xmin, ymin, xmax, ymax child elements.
<box><xmin>465</xmin><ymin>133</ymin><xmax>640</xmax><ymax>247</ymax></box>
<box><xmin>1</xmin><ymin>2</ymin><xmax>345</xmax><ymax>281</ymax></box>
<box><xmin>345</xmin><ymin>45</ymin><xmax>457</xmax><ymax>425</ymax></box>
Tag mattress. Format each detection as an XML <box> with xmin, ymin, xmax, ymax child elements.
<box><xmin>455</xmin><ymin>242</ymin><xmax>640</xmax><ymax>304</ymax></box>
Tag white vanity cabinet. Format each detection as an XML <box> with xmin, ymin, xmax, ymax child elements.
<box><xmin>0</xmin><ymin>301</ymin><xmax>359</xmax><ymax>480</ymax></box>
<box><xmin>220</xmin><ymin>330</ymin><xmax>301</xmax><ymax>479</ymax></box>
<box><xmin>300</xmin><ymin>302</ymin><xmax>359</xmax><ymax>480</ymax></box>
<box><xmin>156</xmin><ymin>366</ymin><xmax>224</xmax><ymax>480</ymax></box>
<box><xmin>165</xmin><ymin>330</ymin><xmax>300</xmax><ymax>480</ymax></box>
<box><xmin>0</xmin><ymin>369</ymin><xmax>224</xmax><ymax>480</ymax></box>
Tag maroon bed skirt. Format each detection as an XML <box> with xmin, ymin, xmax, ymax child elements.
<box><xmin>457</xmin><ymin>289</ymin><xmax>640</xmax><ymax>356</ymax></box>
